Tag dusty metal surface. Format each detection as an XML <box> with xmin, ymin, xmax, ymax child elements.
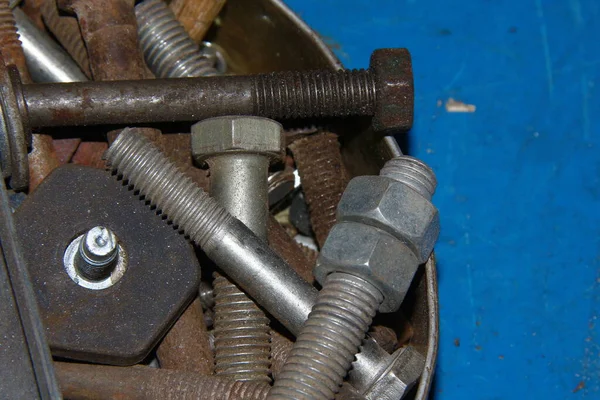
<box><xmin>0</xmin><ymin>164</ymin><xmax>60</xmax><ymax>399</ymax></box>
<box><xmin>55</xmin><ymin>362</ymin><xmax>272</xmax><ymax>400</ymax></box>
<box><xmin>14</xmin><ymin>165</ymin><xmax>201</xmax><ymax>364</ymax></box>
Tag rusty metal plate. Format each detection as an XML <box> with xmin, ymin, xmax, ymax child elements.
<box><xmin>14</xmin><ymin>164</ymin><xmax>200</xmax><ymax>365</ymax></box>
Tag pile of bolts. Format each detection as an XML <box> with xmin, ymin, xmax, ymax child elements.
<box><xmin>0</xmin><ymin>0</ymin><xmax>440</xmax><ymax>399</ymax></box>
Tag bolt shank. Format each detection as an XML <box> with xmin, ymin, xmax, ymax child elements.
<box><xmin>23</xmin><ymin>76</ymin><xmax>255</xmax><ymax>127</ymax></box>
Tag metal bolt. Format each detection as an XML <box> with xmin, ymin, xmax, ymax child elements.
<box><xmin>103</xmin><ymin>130</ymin><xmax>425</xmax><ymax>398</ymax></box>
<box><xmin>63</xmin><ymin>226</ymin><xmax>127</xmax><ymax>290</ymax></box>
<box><xmin>55</xmin><ymin>362</ymin><xmax>272</xmax><ymax>400</ymax></box>
<box><xmin>193</xmin><ymin>116</ymin><xmax>284</xmax><ymax>383</ymax></box>
<box><xmin>269</xmin><ymin>273</ymin><xmax>383</xmax><ymax>400</ymax></box>
<box><xmin>38</xmin><ymin>0</ymin><xmax>91</xmax><ymax>77</ymax></box>
<box><xmin>4</xmin><ymin>48</ymin><xmax>411</xmax><ymax>129</ymax></box>
<box><xmin>76</xmin><ymin>226</ymin><xmax>119</xmax><ymax>281</ymax></box>
<box><xmin>13</xmin><ymin>7</ymin><xmax>87</xmax><ymax>83</ymax></box>
<box><xmin>135</xmin><ymin>0</ymin><xmax>220</xmax><ymax>78</ymax></box>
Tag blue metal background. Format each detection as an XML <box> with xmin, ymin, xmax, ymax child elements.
<box><xmin>284</xmin><ymin>1</ymin><xmax>599</xmax><ymax>398</ymax></box>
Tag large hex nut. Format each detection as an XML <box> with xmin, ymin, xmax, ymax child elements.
<box><xmin>337</xmin><ymin>176</ymin><xmax>439</xmax><ymax>264</ymax></box>
<box><xmin>315</xmin><ymin>221</ymin><xmax>420</xmax><ymax>313</ymax></box>
<box><xmin>191</xmin><ymin>116</ymin><xmax>284</xmax><ymax>165</ymax></box>
<box><xmin>14</xmin><ymin>165</ymin><xmax>200</xmax><ymax>365</ymax></box>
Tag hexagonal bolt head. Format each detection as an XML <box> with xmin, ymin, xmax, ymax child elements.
<box><xmin>336</xmin><ymin>175</ymin><xmax>440</xmax><ymax>264</ymax></box>
<box><xmin>315</xmin><ymin>221</ymin><xmax>420</xmax><ymax>313</ymax></box>
<box><xmin>371</xmin><ymin>48</ymin><xmax>414</xmax><ymax>133</ymax></box>
<box><xmin>363</xmin><ymin>345</ymin><xmax>426</xmax><ymax>399</ymax></box>
<box><xmin>191</xmin><ymin>116</ymin><xmax>285</xmax><ymax>165</ymax></box>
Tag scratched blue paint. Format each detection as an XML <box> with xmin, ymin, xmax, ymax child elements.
<box><xmin>284</xmin><ymin>0</ymin><xmax>600</xmax><ymax>398</ymax></box>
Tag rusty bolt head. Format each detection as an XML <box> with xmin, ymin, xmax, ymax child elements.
<box><xmin>191</xmin><ymin>116</ymin><xmax>284</xmax><ymax>165</ymax></box>
<box><xmin>315</xmin><ymin>222</ymin><xmax>420</xmax><ymax>313</ymax></box>
<box><xmin>370</xmin><ymin>48</ymin><xmax>414</xmax><ymax>133</ymax></box>
<box><xmin>336</xmin><ymin>175</ymin><xmax>439</xmax><ymax>264</ymax></box>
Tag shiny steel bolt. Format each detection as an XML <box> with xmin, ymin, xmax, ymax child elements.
<box><xmin>103</xmin><ymin>130</ymin><xmax>426</xmax><ymax>398</ymax></box>
<box><xmin>135</xmin><ymin>0</ymin><xmax>220</xmax><ymax>78</ymax></box>
<box><xmin>76</xmin><ymin>226</ymin><xmax>119</xmax><ymax>281</ymax></box>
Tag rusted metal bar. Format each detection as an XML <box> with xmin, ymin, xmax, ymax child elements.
<box><xmin>55</xmin><ymin>362</ymin><xmax>271</xmax><ymax>400</ymax></box>
<box><xmin>156</xmin><ymin>298</ymin><xmax>214</xmax><ymax>375</ymax></box>
<box><xmin>170</xmin><ymin>0</ymin><xmax>225</xmax><ymax>42</ymax></box>
<box><xmin>57</xmin><ymin>0</ymin><xmax>151</xmax><ymax>81</ymax></box>
<box><xmin>39</xmin><ymin>0</ymin><xmax>91</xmax><ymax>77</ymax></box>
<box><xmin>267</xmin><ymin>215</ymin><xmax>314</xmax><ymax>284</ymax></box>
<box><xmin>289</xmin><ymin>132</ymin><xmax>349</xmax><ymax>248</ymax></box>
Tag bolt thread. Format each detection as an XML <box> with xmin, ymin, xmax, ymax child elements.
<box><xmin>55</xmin><ymin>362</ymin><xmax>272</xmax><ymax>400</ymax></box>
<box><xmin>380</xmin><ymin>156</ymin><xmax>437</xmax><ymax>200</ymax></box>
<box><xmin>269</xmin><ymin>272</ymin><xmax>383</xmax><ymax>400</ymax></box>
<box><xmin>289</xmin><ymin>133</ymin><xmax>349</xmax><ymax>249</ymax></box>
<box><xmin>267</xmin><ymin>216</ymin><xmax>315</xmax><ymax>284</ymax></box>
<box><xmin>39</xmin><ymin>0</ymin><xmax>91</xmax><ymax>77</ymax></box>
<box><xmin>103</xmin><ymin>129</ymin><xmax>232</xmax><ymax>248</ymax></box>
<box><xmin>254</xmin><ymin>69</ymin><xmax>376</xmax><ymax>119</ymax></box>
<box><xmin>135</xmin><ymin>0</ymin><xmax>218</xmax><ymax>78</ymax></box>
<box><xmin>213</xmin><ymin>273</ymin><xmax>272</xmax><ymax>383</ymax></box>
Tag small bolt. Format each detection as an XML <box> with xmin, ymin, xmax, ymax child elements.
<box><xmin>76</xmin><ymin>226</ymin><xmax>119</xmax><ymax>281</ymax></box>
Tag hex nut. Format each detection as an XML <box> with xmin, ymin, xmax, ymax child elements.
<box><xmin>191</xmin><ymin>116</ymin><xmax>284</xmax><ymax>165</ymax></box>
<box><xmin>315</xmin><ymin>221</ymin><xmax>420</xmax><ymax>313</ymax></box>
<box><xmin>337</xmin><ymin>176</ymin><xmax>439</xmax><ymax>264</ymax></box>
<box><xmin>370</xmin><ymin>48</ymin><xmax>414</xmax><ymax>132</ymax></box>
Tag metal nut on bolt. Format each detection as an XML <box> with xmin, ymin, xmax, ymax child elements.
<box><xmin>314</xmin><ymin>221</ymin><xmax>420</xmax><ymax>313</ymax></box>
<box><xmin>337</xmin><ymin>157</ymin><xmax>440</xmax><ymax>264</ymax></box>
<box><xmin>191</xmin><ymin>116</ymin><xmax>285</xmax><ymax>165</ymax></box>
<box><xmin>63</xmin><ymin>226</ymin><xmax>128</xmax><ymax>290</ymax></box>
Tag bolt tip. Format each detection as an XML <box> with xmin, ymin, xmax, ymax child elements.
<box><xmin>380</xmin><ymin>156</ymin><xmax>436</xmax><ymax>199</ymax></box>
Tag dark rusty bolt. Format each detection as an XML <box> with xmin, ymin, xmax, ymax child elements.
<box><xmin>289</xmin><ymin>132</ymin><xmax>349</xmax><ymax>249</ymax></box>
<box><xmin>9</xmin><ymin>48</ymin><xmax>412</xmax><ymax>131</ymax></box>
<box><xmin>55</xmin><ymin>362</ymin><xmax>271</xmax><ymax>400</ymax></box>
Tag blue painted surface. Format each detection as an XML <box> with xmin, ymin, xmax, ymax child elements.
<box><xmin>284</xmin><ymin>1</ymin><xmax>600</xmax><ymax>398</ymax></box>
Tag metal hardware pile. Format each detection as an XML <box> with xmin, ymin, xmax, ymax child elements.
<box><xmin>0</xmin><ymin>1</ymin><xmax>439</xmax><ymax>399</ymax></box>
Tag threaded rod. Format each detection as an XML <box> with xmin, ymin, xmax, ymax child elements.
<box><xmin>380</xmin><ymin>155</ymin><xmax>437</xmax><ymax>200</ymax></box>
<box><xmin>136</xmin><ymin>0</ymin><xmax>218</xmax><ymax>78</ymax></box>
<box><xmin>269</xmin><ymin>273</ymin><xmax>383</xmax><ymax>399</ymax></box>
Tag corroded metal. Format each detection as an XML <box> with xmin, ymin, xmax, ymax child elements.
<box><xmin>156</xmin><ymin>298</ymin><xmax>214</xmax><ymax>375</ymax></box>
<box><xmin>55</xmin><ymin>362</ymin><xmax>271</xmax><ymax>400</ymax></box>
<box><xmin>289</xmin><ymin>132</ymin><xmax>349</xmax><ymax>249</ymax></box>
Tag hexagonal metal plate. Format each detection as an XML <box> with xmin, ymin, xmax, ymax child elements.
<box><xmin>14</xmin><ymin>165</ymin><xmax>200</xmax><ymax>365</ymax></box>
